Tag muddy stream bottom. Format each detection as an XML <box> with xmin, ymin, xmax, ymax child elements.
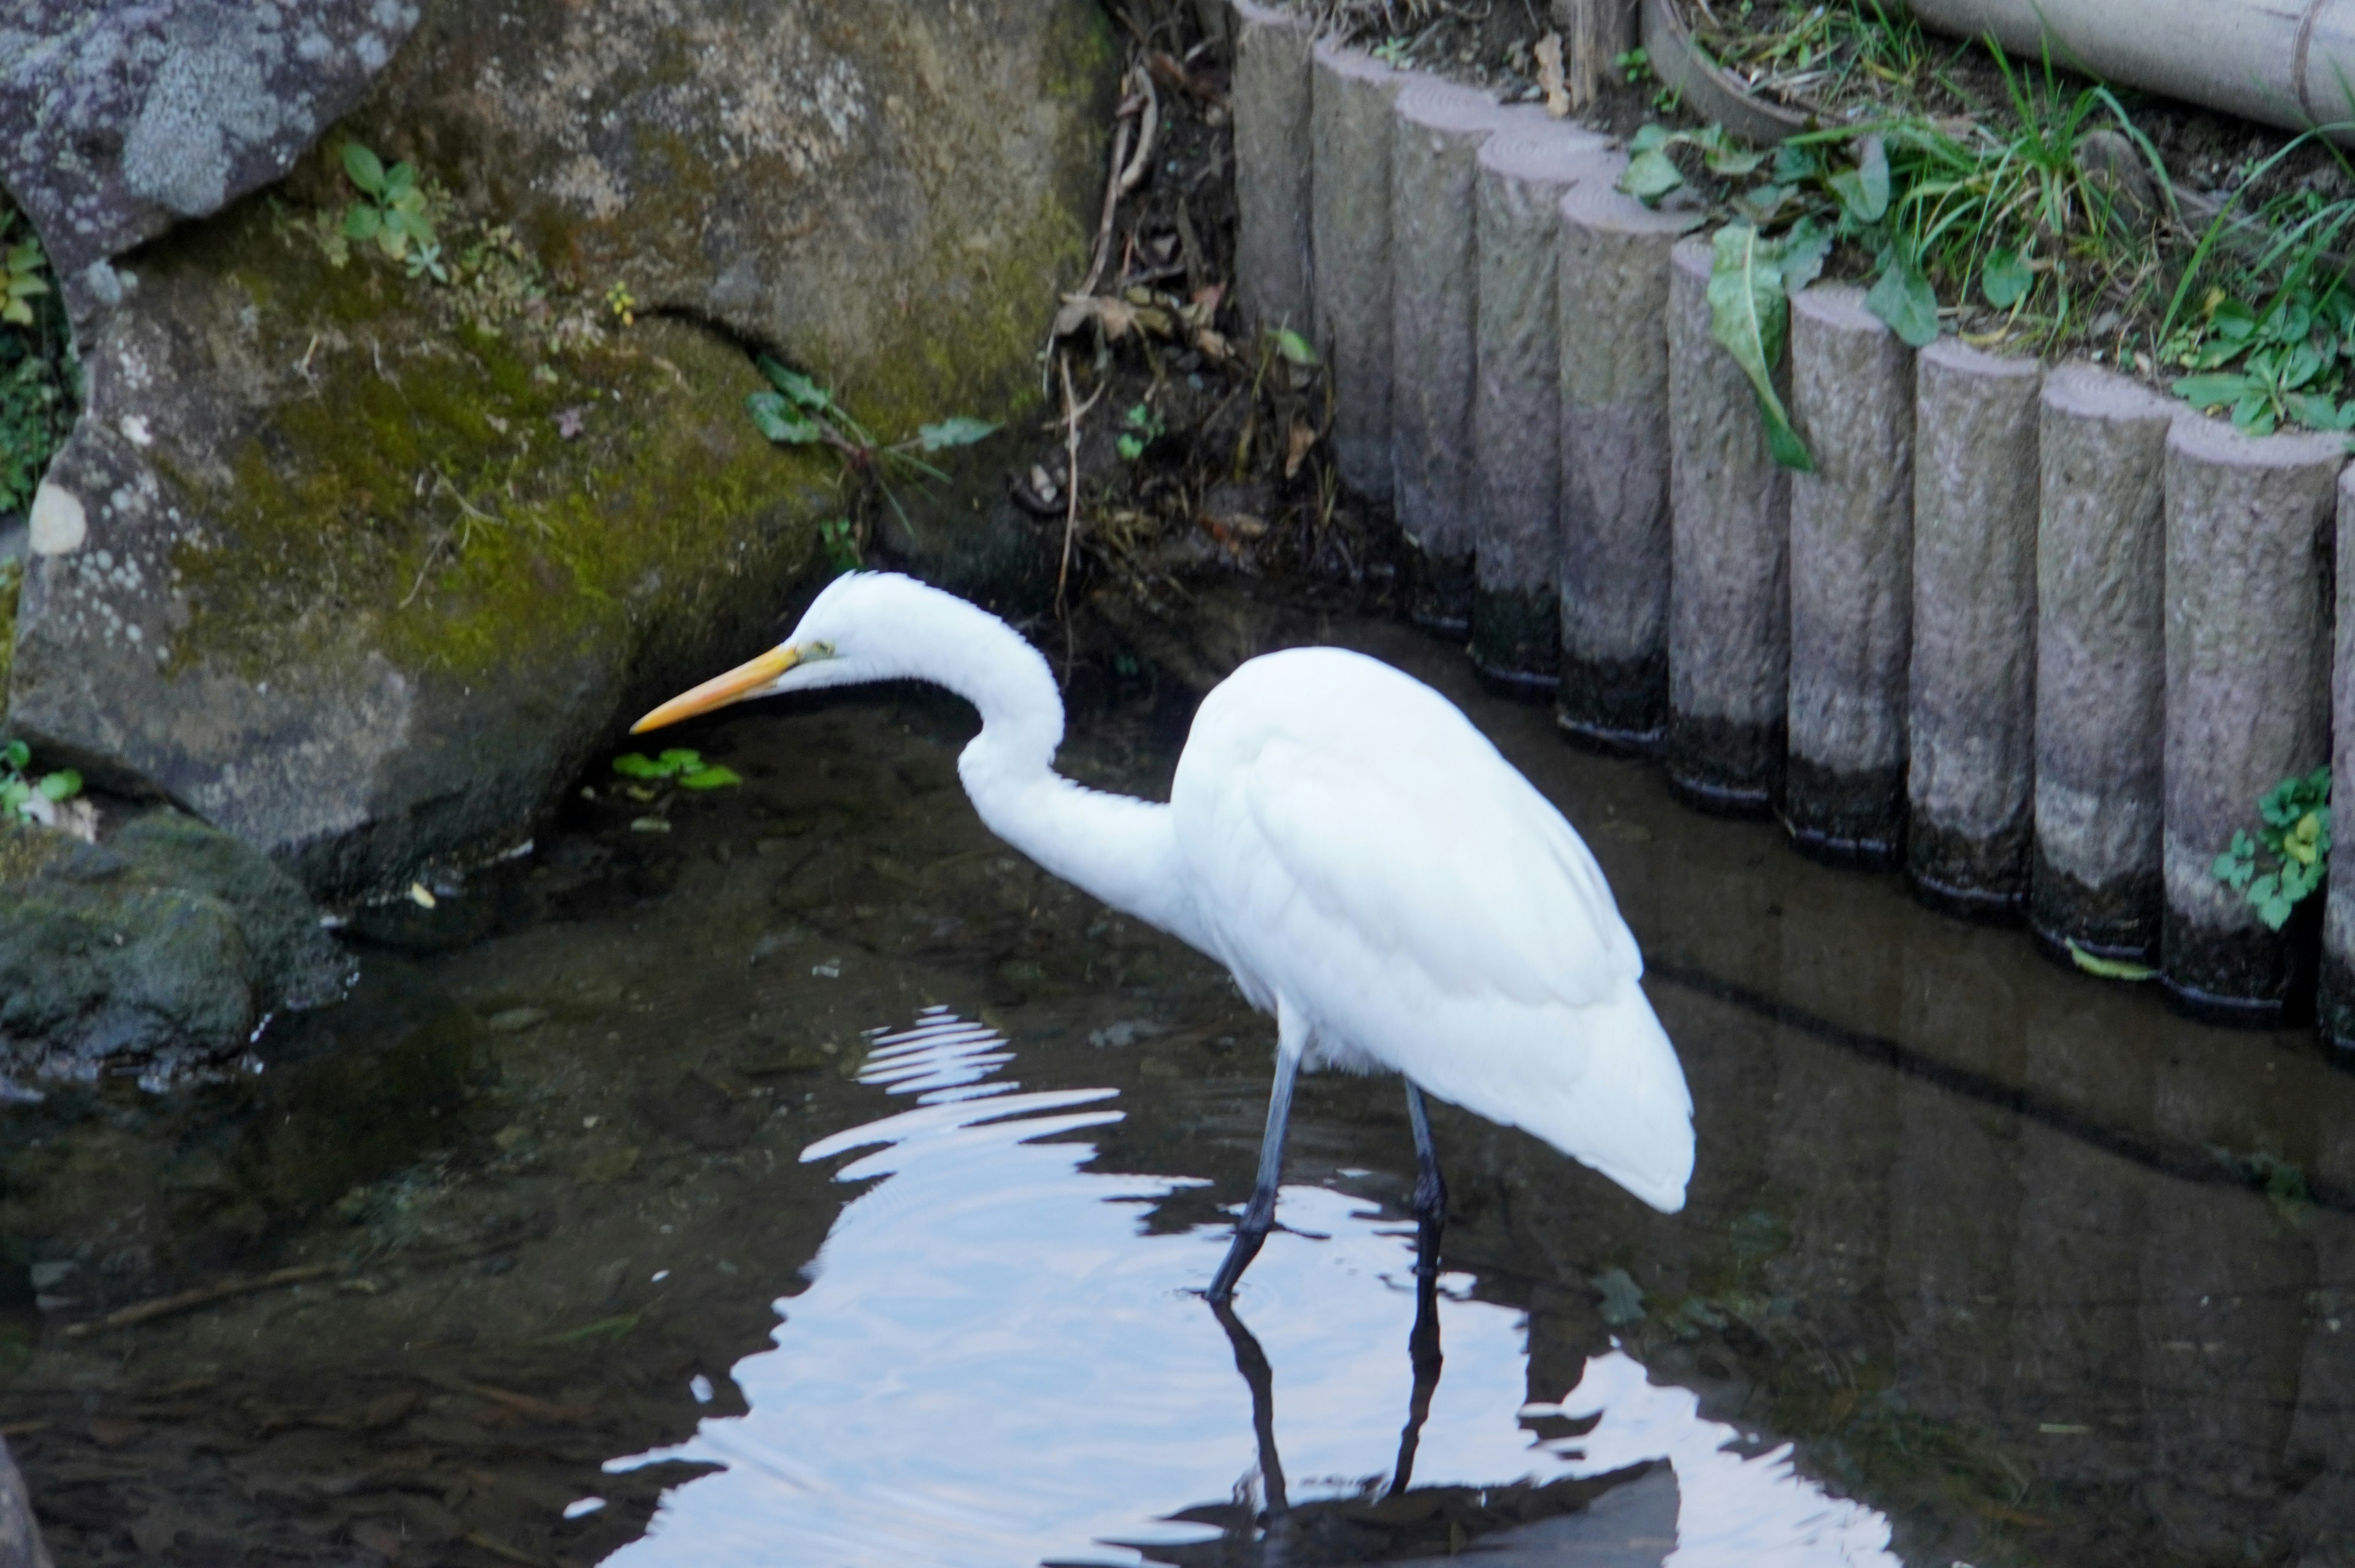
<box><xmin>2</xmin><ymin>585</ymin><xmax>2350</xmax><ymax>1568</ymax></box>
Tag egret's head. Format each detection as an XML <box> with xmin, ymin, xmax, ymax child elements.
<box><xmin>629</xmin><ymin>572</ymin><xmax>958</xmax><ymax>734</ymax></box>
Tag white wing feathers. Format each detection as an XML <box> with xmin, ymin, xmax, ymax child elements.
<box><xmin>1173</xmin><ymin>648</ymin><xmax>1694</xmax><ymax>1213</ymax></box>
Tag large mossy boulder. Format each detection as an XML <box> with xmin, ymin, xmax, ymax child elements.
<box><xmin>0</xmin><ymin>811</ymin><xmax>345</xmax><ymax>1083</ymax></box>
<box><xmin>4</xmin><ymin>0</ymin><xmax>1117</xmax><ymax>900</ymax></box>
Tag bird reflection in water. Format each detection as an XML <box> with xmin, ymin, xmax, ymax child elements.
<box><xmin>602</xmin><ymin>1011</ymin><xmax>1891</xmax><ymax>1568</ymax></box>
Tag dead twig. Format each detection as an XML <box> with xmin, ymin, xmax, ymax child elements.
<box><xmin>63</xmin><ymin>1263</ymin><xmax>341</xmax><ymax>1339</ymax></box>
<box><xmin>1056</xmin><ymin>353</ymin><xmax>1109</xmax><ymax>637</ymax></box>
<box><xmin>1081</xmin><ymin>69</ymin><xmax>1152</xmax><ymax>298</ymax></box>
<box><xmin>1119</xmin><ymin>67</ymin><xmax>1162</xmax><ymax>196</ymax></box>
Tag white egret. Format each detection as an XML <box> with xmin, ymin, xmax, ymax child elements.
<box><xmin>634</xmin><ymin>572</ymin><xmax>1693</xmax><ymax>1299</ymax></box>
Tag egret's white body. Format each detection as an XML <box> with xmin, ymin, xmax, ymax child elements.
<box><xmin>634</xmin><ymin>573</ymin><xmax>1694</xmax><ymax>1293</ymax></box>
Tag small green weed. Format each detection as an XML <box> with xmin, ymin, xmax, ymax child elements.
<box><xmin>1615</xmin><ymin>47</ymin><xmax>1653</xmax><ymax>86</ymax></box>
<box><xmin>1116</xmin><ymin>402</ymin><xmax>1166</xmax><ymax>461</ymax></box>
<box><xmin>339</xmin><ymin>143</ymin><xmax>442</xmax><ymax>275</ymax></box>
<box><xmin>2211</xmin><ymin>766</ymin><xmax>2329</xmax><ymax>930</ymax></box>
<box><xmin>1372</xmin><ymin>35</ymin><xmax>1412</xmax><ymax>67</ymax></box>
<box><xmin>610</xmin><ymin>748</ymin><xmax>742</xmax><ymax>791</ymax></box>
<box><xmin>819</xmin><ymin>517</ymin><xmax>863</xmax><ymax>575</ymax></box>
<box><xmin>1</xmin><ymin>738</ymin><xmax>83</xmax><ymax>827</ymax></box>
<box><xmin>744</xmin><ymin>354</ymin><xmax>998</xmax><ymax>530</ymax></box>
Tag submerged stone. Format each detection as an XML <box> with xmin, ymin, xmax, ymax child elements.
<box><xmin>0</xmin><ymin>810</ymin><xmax>345</xmax><ymax>1084</ymax></box>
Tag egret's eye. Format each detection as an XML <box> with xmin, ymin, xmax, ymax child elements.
<box><xmin>806</xmin><ymin>640</ymin><xmax>837</xmax><ymax>659</ymax></box>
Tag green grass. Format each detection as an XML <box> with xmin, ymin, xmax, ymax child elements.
<box><xmin>1622</xmin><ymin>10</ymin><xmax>2355</xmax><ymax>442</ymax></box>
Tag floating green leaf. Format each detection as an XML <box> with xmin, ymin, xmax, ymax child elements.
<box><xmin>2067</xmin><ymin>941</ymin><xmax>2158</xmax><ymax>982</ymax></box>
<box><xmin>1706</xmin><ymin>223</ymin><xmax>1813</xmax><ymax>473</ymax></box>
<box><xmin>678</xmin><ymin>764</ymin><xmax>743</xmax><ymax>790</ymax></box>
<box><xmin>530</xmin><ymin>1312</ymin><xmax>641</xmax><ymax>1345</ymax></box>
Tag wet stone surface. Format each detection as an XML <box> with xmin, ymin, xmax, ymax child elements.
<box><xmin>0</xmin><ymin>584</ymin><xmax>2349</xmax><ymax>1567</ymax></box>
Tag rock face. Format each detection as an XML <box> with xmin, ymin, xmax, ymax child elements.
<box><xmin>4</xmin><ymin>0</ymin><xmax>1117</xmax><ymax>900</ymax></box>
<box><xmin>0</xmin><ymin>0</ymin><xmax>426</xmax><ymax>277</ymax></box>
<box><xmin>0</xmin><ymin>810</ymin><xmax>344</xmax><ymax>1084</ymax></box>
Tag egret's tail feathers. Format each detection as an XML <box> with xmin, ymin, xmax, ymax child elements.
<box><xmin>1416</xmin><ymin>981</ymin><xmax>1693</xmax><ymax>1214</ymax></box>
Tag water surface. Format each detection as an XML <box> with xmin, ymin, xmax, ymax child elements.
<box><xmin>0</xmin><ymin>586</ymin><xmax>2348</xmax><ymax>1567</ymax></box>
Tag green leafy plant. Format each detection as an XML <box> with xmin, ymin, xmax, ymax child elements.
<box><xmin>1</xmin><ymin>738</ymin><xmax>83</xmax><ymax>827</ymax></box>
<box><xmin>1620</xmin><ymin>44</ymin><xmax>2165</xmax><ymax>463</ymax></box>
<box><xmin>1704</xmin><ymin>220</ymin><xmax>1829</xmax><ymax>471</ymax></box>
<box><xmin>1116</xmin><ymin>402</ymin><xmax>1166</xmax><ymax>462</ymax></box>
<box><xmin>0</xmin><ymin>206</ymin><xmax>73</xmax><ymax>515</ymax></box>
<box><xmin>745</xmin><ymin>355</ymin><xmax>998</xmax><ymax>530</ymax></box>
<box><xmin>819</xmin><ymin>516</ymin><xmax>862</xmax><ymax>574</ymax></box>
<box><xmin>0</xmin><ymin>221</ymin><xmax>47</xmax><ymax>329</ymax></box>
<box><xmin>339</xmin><ymin>143</ymin><xmax>440</xmax><ymax>269</ymax></box>
<box><xmin>610</xmin><ymin>748</ymin><xmax>741</xmax><ymax>791</ymax></box>
<box><xmin>2211</xmin><ymin>766</ymin><xmax>2330</xmax><ymax>930</ymax></box>
<box><xmin>1615</xmin><ymin>47</ymin><xmax>1653</xmax><ymax>86</ymax></box>
<box><xmin>1372</xmin><ymin>35</ymin><xmax>1412</xmax><ymax>67</ymax></box>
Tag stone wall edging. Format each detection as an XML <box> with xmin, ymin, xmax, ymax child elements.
<box><xmin>1224</xmin><ymin>4</ymin><xmax>2355</xmax><ymax>1039</ymax></box>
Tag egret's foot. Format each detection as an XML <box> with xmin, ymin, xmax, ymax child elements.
<box><xmin>1207</xmin><ymin>1209</ymin><xmax>1276</xmax><ymax>1304</ymax></box>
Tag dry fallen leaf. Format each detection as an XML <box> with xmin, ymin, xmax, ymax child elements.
<box><xmin>1284</xmin><ymin>416</ymin><xmax>1317</xmax><ymax>480</ymax></box>
<box><xmin>1534</xmin><ymin>33</ymin><xmax>1571</xmax><ymax>118</ymax></box>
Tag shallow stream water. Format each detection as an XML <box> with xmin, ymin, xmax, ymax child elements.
<box><xmin>2</xmin><ymin>585</ymin><xmax>2350</xmax><ymax>1567</ymax></box>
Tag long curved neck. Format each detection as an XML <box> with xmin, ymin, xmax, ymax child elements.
<box><xmin>927</xmin><ymin>604</ymin><xmax>1205</xmax><ymax>953</ymax></box>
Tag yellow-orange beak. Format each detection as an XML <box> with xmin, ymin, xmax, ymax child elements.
<box><xmin>630</xmin><ymin>644</ymin><xmax>802</xmax><ymax>733</ymax></box>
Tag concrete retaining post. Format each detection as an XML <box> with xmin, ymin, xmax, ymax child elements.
<box><xmin>1785</xmin><ymin>283</ymin><xmax>1916</xmax><ymax>868</ymax></box>
<box><xmin>1471</xmin><ymin>128</ymin><xmax>1613</xmax><ymax>693</ymax></box>
<box><xmin>1230</xmin><ymin>0</ymin><xmax>1316</xmax><ymax>339</ymax></box>
<box><xmin>2162</xmin><ymin>418</ymin><xmax>2339</xmax><ymax>1023</ymax></box>
<box><xmin>2326</xmin><ymin>468</ymin><xmax>2355</xmax><ymax>1050</ymax></box>
<box><xmin>1908</xmin><ymin>340</ymin><xmax>2044</xmax><ymax>915</ymax></box>
<box><xmin>1665</xmin><ymin>234</ymin><xmax>1789</xmax><ymax>814</ymax></box>
<box><xmin>1555</xmin><ymin>180</ymin><xmax>1696</xmax><ymax>751</ymax></box>
<box><xmin>1310</xmin><ymin>39</ymin><xmax>1406</xmax><ymax>503</ymax></box>
<box><xmin>2031</xmin><ymin>364</ymin><xmax>2177</xmax><ymax>963</ymax></box>
<box><xmin>1392</xmin><ymin>81</ymin><xmax>1528</xmax><ymax>634</ymax></box>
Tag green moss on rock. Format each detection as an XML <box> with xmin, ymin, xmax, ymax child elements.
<box><xmin>162</xmin><ymin>196</ymin><xmax>837</xmax><ymax>689</ymax></box>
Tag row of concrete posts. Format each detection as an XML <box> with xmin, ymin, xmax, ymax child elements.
<box><xmin>1227</xmin><ymin>0</ymin><xmax>2355</xmax><ymax>1042</ymax></box>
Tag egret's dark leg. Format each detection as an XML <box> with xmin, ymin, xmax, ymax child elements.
<box><xmin>1210</xmin><ymin>1297</ymin><xmax>1291</xmax><ymax>1530</ymax></box>
<box><xmin>1390</xmin><ymin>1080</ymin><xmax>1448</xmax><ymax>1496</ymax></box>
<box><xmin>1387</xmin><ymin>1222</ymin><xmax>1447</xmax><ymax>1496</ymax></box>
<box><xmin>1208</xmin><ymin>1046</ymin><xmax>1301</xmax><ymax>1304</ymax></box>
<box><xmin>1405</xmin><ymin>1080</ymin><xmax>1447</xmax><ymax>1234</ymax></box>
